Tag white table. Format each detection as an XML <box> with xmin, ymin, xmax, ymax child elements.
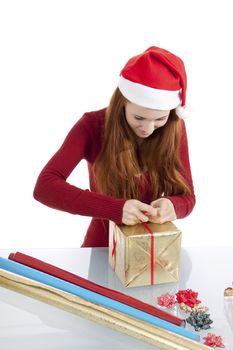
<box><xmin>0</xmin><ymin>247</ymin><xmax>232</xmax><ymax>349</ymax></box>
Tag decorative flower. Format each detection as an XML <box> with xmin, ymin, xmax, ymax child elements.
<box><xmin>179</xmin><ymin>302</ymin><xmax>208</xmax><ymax>313</ymax></box>
<box><xmin>203</xmin><ymin>333</ymin><xmax>225</xmax><ymax>348</ymax></box>
<box><xmin>175</xmin><ymin>289</ymin><xmax>201</xmax><ymax>308</ymax></box>
<box><xmin>157</xmin><ymin>292</ymin><xmax>176</xmax><ymax>309</ymax></box>
<box><xmin>186</xmin><ymin>311</ymin><xmax>213</xmax><ymax>331</ymax></box>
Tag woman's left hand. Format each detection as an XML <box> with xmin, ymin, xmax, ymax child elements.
<box><xmin>149</xmin><ymin>198</ymin><xmax>177</xmax><ymax>224</ymax></box>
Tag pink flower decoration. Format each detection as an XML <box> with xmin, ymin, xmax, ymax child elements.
<box><xmin>203</xmin><ymin>333</ymin><xmax>225</xmax><ymax>348</ymax></box>
<box><xmin>175</xmin><ymin>289</ymin><xmax>201</xmax><ymax>308</ymax></box>
<box><xmin>157</xmin><ymin>292</ymin><xmax>176</xmax><ymax>309</ymax></box>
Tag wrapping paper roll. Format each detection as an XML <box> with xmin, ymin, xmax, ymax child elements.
<box><xmin>9</xmin><ymin>251</ymin><xmax>184</xmax><ymax>326</ymax></box>
<box><xmin>0</xmin><ymin>256</ymin><xmax>198</xmax><ymax>341</ymax></box>
<box><xmin>224</xmin><ymin>287</ymin><xmax>233</xmax><ymax>330</ymax></box>
<box><xmin>0</xmin><ymin>268</ymin><xmax>209</xmax><ymax>350</ymax></box>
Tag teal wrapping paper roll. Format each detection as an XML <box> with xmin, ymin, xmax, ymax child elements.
<box><xmin>0</xmin><ymin>257</ymin><xmax>199</xmax><ymax>341</ymax></box>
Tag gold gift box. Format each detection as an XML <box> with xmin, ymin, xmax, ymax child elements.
<box><xmin>109</xmin><ymin>221</ymin><xmax>182</xmax><ymax>288</ymax></box>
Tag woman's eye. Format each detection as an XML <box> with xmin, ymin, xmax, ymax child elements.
<box><xmin>135</xmin><ymin>116</ymin><xmax>143</xmax><ymax>120</ymax></box>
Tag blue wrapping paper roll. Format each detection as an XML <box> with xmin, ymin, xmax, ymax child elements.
<box><xmin>0</xmin><ymin>257</ymin><xmax>199</xmax><ymax>341</ymax></box>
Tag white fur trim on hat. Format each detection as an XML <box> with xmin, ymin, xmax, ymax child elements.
<box><xmin>175</xmin><ymin>105</ymin><xmax>192</xmax><ymax>119</ymax></box>
<box><xmin>118</xmin><ymin>76</ymin><xmax>181</xmax><ymax>110</ymax></box>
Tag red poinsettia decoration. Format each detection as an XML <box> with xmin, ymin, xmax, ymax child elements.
<box><xmin>203</xmin><ymin>333</ymin><xmax>225</xmax><ymax>348</ymax></box>
<box><xmin>175</xmin><ymin>289</ymin><xmax>201</xmax><ymax>308</ymax></box>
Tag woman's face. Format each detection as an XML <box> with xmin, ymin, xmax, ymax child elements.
<box><xmin>125</xmin><ymin>102</ymin><xmax>170</xmax><ymax>139</ymax></box>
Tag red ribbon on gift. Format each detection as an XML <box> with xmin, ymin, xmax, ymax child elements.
<box><xmin>140</xmin><ymin>221</ymin><xmax>155</xmax><ymax>285</ymax></box>
<box><xmin>111</xmin><ymin>231</ymin><xmax>117</xmax><ymax>271</ymax></box>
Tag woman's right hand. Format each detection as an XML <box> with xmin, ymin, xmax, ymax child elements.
<box><xmin>122</xmin><ymin>199</ymin><xmax>159</xmax><ymax>225</ymax></box>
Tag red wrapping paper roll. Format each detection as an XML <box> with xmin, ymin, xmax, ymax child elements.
<box><xmin>9</xmin><ymin>251</ymin><xmax>184</xmax><ymax>326</ymax></box>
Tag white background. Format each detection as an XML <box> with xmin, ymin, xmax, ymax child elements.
<box><xmin>0</xmin><ymin>0</ymin><xmax>233</xmax><ymax>248</ymax></box>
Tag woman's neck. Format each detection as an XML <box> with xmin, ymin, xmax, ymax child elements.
<box><xmin>135</xmin><ymin>136</ymin><xmax>144</xmax><ymax>146</ymax></box>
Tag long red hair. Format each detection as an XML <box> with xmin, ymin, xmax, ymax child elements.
<box><xmin>93</xmin><ymin>88</ymin><xmax>191</xmax><ymax>200</ymax></box>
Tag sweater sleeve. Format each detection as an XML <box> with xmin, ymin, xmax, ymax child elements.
<box><xmin>33</xmin><ymin>111</ymin><xmax>127</xmax><ymax>224</ymax></box>
<box><xmin>163</xmin><ymin>120</ymin><xmax>196</xmax><ymax>218</ymax></box>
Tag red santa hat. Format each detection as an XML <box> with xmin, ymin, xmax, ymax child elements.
<box><xmin>118</xmin><ymin>46</ymin><xmax>187</xmax><ymax>117</ymax></box>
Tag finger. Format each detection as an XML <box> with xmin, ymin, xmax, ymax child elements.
<box><xmin>157</xmin><ymin>215</ymin><xmax>174</xmax><ymax>224</ymax></box>
<box><xmin>151</xmin><ymin>217</ymin><xmax>164</xmax><ymax>224</ymax></box>
<box><xmin>162</xmin><ymin>214</ymin><xmax>176</xmax><ymax>222</ymax></box>
<box><xmin>143</xmin><ymin>208</ymin><xmax>160</xmax><ymax>218</ymax></box>
<box><xmin>136</xmin><ymin>211</ymin><xmax>149</xmax><ymax>223</ymax></box>
<box><xmin>128</xmin><ymin>219</ymin><xmax>139</xmax><ymax>225</ymax></box>
<box><xmin>148</xmin><ymin>217</ymin><xmax>160</xmax><ymax>224</ymax></box>
<box><xmin>150</xmin><ymin>199</ymin><xmax>162</xmax><ymax>207</ymax></box>
<box><xmin>124</xmin><ymin>216</ymin><xmax>138</xmax><ymax>225</ymax></box>
<box><xmin>138</xmin><ymin>203</ymin><xmax>158</xmax><ymax>217</ymax></box>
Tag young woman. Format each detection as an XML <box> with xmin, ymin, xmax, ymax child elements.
<box><xmin>33</xmin><ymin>46</ymin><xmax>195</xmax><ymax>247</ymax></box>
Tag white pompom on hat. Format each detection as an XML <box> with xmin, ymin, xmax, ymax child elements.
<box><xmin>118</xmin><ymin>46</ymin><xmax>187</xmax><ymax>118</ymax></box>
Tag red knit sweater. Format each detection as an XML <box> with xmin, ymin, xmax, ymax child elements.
<box><xmin>33</xmin><ymin>108</ymin><xmax>195</xmax><ymax>247</ymax></box>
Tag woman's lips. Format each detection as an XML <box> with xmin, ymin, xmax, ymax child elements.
<box><xmin>139</xmin><ymin>130</ymin><xmax>150</xmax><ymax>136</ymax></box>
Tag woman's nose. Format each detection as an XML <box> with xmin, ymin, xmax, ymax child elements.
<box><xmin>143</xmin><ymin>121</ymin><xmax>155</xmax><ymax>133</ymax></box>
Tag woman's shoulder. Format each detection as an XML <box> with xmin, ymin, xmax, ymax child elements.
<box><xmin>73</xmin><ymin>108</ymin><xmax>106</xmax><ymax>142</ymax></box>
<box><xmin>80</xmin><ymin>107</ymin><xmax>106</xmax><ymax>126</ymax></box>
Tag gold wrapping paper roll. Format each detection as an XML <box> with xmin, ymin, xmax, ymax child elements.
<box><xmin>224</xmin><ymin>286</ymin><xmax>233</xmax><ymax>330</ymax></box>
<box><xmin>109</xmin><ymin>221</ymin><xmax>182</xmax><ymax>288</ymax></box>
<box><xmin>0</xmin><ymin>269</ymin><xmax>209</xmax><ymax>350</ymax></box>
